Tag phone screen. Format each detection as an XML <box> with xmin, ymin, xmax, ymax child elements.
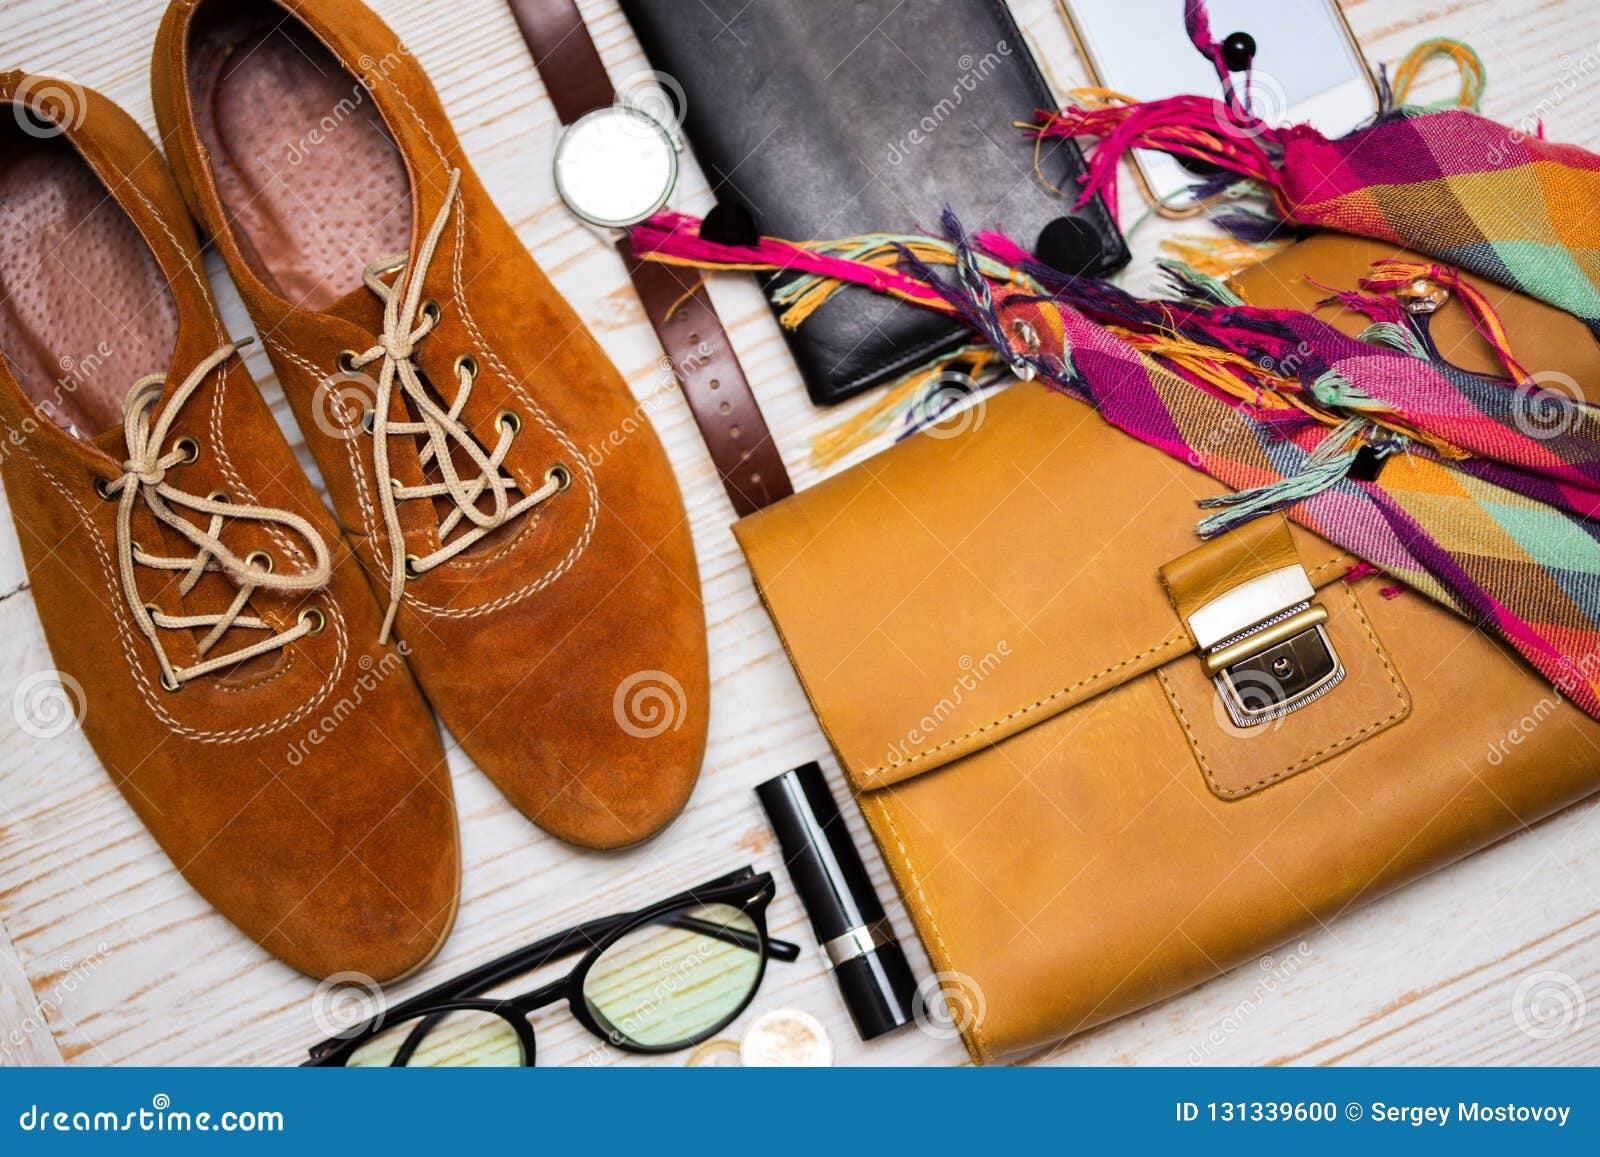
<box><xmin>1063</xmin><ymin>0</ymin><xmax>1375</xmax><ymax>207</ymax></box>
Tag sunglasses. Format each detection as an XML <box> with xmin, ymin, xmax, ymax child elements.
<box><xmin>304</xmin><ymin>866</ymin><xmax>800</xmax><ymax>1066</ymax></box>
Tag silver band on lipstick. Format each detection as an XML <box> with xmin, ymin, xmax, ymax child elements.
<box><xmin>821</xmin><ymin>919</ymin><xmax>896</xmax><ymax>968</ymax></box>
<box><xmin>756</xmin><ymin>762</ymin><xmax>919</xmax><ymax>1040</ymax></box>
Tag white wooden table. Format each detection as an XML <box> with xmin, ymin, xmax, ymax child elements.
<box><xmin>0</xmin><ymin>0</ymin><xmax>1596</xmax><ymax>1068</ymax></box>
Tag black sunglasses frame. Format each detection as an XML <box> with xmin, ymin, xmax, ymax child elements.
<box><xmin>305</xmin><ymin>866</ymin><xmax>800</xmax><ymax>1066</ymax></box>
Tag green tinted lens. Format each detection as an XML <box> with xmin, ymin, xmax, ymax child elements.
<box><xmin>581</xmin><ymin>902</ymin><xmax>764</xmax><ymax>1048</ymax></box>
<box><xmin>345</xmin><ymin>1009</ymin><xmax>524</xmax><ymax>1067</ymax></box>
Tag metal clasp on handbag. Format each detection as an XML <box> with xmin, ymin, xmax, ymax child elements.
<box><xmin>1188</xmin><ymin>564</ymin><xmax>1344</xmax><ymax>727</ymax></box>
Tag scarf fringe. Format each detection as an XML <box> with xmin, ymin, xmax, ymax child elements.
<box><xmin>1034</xmin><ymin>6</ymin><xmax>1485</xmax><ymax>233</ymax></box>
<box><xmin>631</xmin><ymin>211</ymin><xmax>1491</xmax><ymax>469</ymax></box>
<box><xmin>1158</xmin><ymin>259</ymin><xmax>1245</xmax><ymax>306</ymax></box>
<box><xmin>1388</xmin><ymin>38</ymin><xmax>1487</xmax><ymax>113</ymax></box>
<box><xmin>1359</xmin><ymin>320</ymin><xmax>1432</xmax><ymax>360</ymax></box>
<box><xmin>1359</xmin><ymin>260</ymin><xmax>1530</xmax><ymax>381</ymax></box>
<box><xmin>1196</xmin><ymin>418</ymin><xmax>1395</xmax><ymax>537</ymax></box>
<box><xmin>1158</xmin><ymin>232</ymin><xmax>1287</xmax><ymax>279</ymax></box>
<box><xmin>809</xmin><ymin>344</ymin><xmax>999</xmax><ymax>467</ymax></box>
<box><xmin>1032</xmin><ymin>93</ymin><xmax>1294</xmax><ymax>224</ymax></box>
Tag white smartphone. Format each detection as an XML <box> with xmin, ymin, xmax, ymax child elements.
<box><xmin>1058</xmin><ymin>0</ymin><xmax>1377</xmax><ymax>214</ymax></box>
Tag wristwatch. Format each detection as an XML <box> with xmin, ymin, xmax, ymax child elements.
<box><xmin>507</xmin><ymin>0</ymin><xmax>793</xmax><ymax>517</ymax></box>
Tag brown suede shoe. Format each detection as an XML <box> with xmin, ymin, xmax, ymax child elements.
<box><xmin>0</xmin><ymin>73</ymin><xmax>458</xmax><ymax>980</ymax></box>
<box><xmin>152</xmin><ymin>0</ymin><xmax>709</xmax><ymax>849</ymax></box>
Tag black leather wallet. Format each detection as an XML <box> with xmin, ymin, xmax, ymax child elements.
<box><xmin>620</xmin><ymin>0</ymin><xmax>1128</xmax><ymax>406</ymax></box>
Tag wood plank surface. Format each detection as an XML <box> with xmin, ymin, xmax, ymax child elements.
<box><xmin>0</xmin><ymin>0</ymin><xmax>1596</xmax><ymax>1066</ymax></box>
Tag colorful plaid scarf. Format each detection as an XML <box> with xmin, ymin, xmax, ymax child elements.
<box><xmin>627</xmin><ymin>7</ymin><xmax>1600</xmax><ymax>721</ymax></box>
<box><xmin>1038</xmin><ymin>103</ymin><xmax>1600</xmax><ymax>342</ymax></box>
<box><xmin>1033</xmin><ymin>0</ymin><xmax>1600</xmax><ymax>337</ymax></box>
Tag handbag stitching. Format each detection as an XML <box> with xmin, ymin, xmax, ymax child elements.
<box><xmin>865</xmin><ymin>792</ymin><xmax>992</xmax><ymax>1064</ymax></box>
<box><xmin>856</xmin><ymin>633</ymin><xmax>1189</xmax><ymax>783</ymax></box>
<box><xmin>853</xmin><ymin>558</ymin><xmax>1353</xmax><ymax>785</ymax></box>
<box><xmin>847</xmin><ymin>559</ymin><xmax>1376</xmax><ymax>1062</ymax></box>
<box><xmin>1157</xmin><ymin>582</ymin><xmax>1411</xmax><ymax>799</ymax></box>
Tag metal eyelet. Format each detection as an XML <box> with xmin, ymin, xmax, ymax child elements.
<box><xmin>143</xmin><ymin>603</ymin><xmax>162</xmax><ymax>621</ymax></box>
<box><xmin>454</xmin><ymin>354</ymin><xmax>479</xmax><ymax>380</ymax></box>
<box><xmin>495</xmin><ymin>409</ymin><xmax>521</xmax><ymax>437</ymax></box>
<box><xmin>336</xmin><ymin>349</ymin><xmax>360</xmax><ymax>374</ymax></box>
<box><xmin>419</xmin><ymin>299</ymin><xmax>441</xmax><ymax>326</ymax></box>
<box><xmin>546</xmin><ymin>462</ymin><xmax>572</xmax><ymax>492</ymax></box>
<box><xmin>245</xmin><ymin>549</ymin><xmax>274</xmax><ymax>574</ymax></box>
<box><xmin>173</xmin><ymin>436</ymin><xmax>200</xmax><ymax>465</ymax></box>
<box><xmin>298</xmin><ymin>607</ymin><xmax>327</xmax><ymax>636</ymax></box>
<box><xmin>207</xmin><ymin>489</ymin><xmax>231</xmax><ymax>504</ymax></box>
<box><xmin>404</xmin><ymin>554</ymin><xmax>424</xmax><ymax>580</ymax></box>
<box><xmin>158</xmin><ymin>669</ymin><xmax>182</xmax><ymax>693</ymax></box>
<box><xmin>389</xmin><ymin>477</ymin><xmax>405</xmax><ymax>494</ymax></box>
<box><xmin>94</xmin><ymin>477</ymin><xmax>115</xmax><ymax>500</ymax></box>
<box><xmin>359</xmin><ymin>408</ymin><xmax>376</xmax><ymax>435</ymax></box>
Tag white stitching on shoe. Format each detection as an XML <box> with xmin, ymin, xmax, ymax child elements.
<box><xmin>105</xmin><ymin>344</ymin><xmax>332</xmax><ymax>687</ymax></box>
<box><xmin>339</xmin><ymin>173</ymin><xmax>568</xmax><ymax>641</ymax></box>
<box><xmin>13</xmin><ymin>433</ymin><xmax>348</xmax><ymax>743</ymax></box>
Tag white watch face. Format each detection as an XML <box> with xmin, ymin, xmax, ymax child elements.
<box><xmin>554</xmin><ymin>107</ymin><xmax>678</xmax><ymax>228</ymax></box>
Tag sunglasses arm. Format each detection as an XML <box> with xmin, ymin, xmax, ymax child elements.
<box><xmin>306</xmin><ymin>869</ymin><xmax>797</xmax><ymax>1061</ymax></box>
<box><xmin>767</xmin><ymin>935</ymin><xmax>802</xmax><ymax>962</ymax></box>
<box><xmin>650</xmin><ymin>911</ymin><xmax>802</xmax><ymax>963</ymax></box>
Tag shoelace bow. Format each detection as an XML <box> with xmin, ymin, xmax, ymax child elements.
<box><xmin>104</xmin><ymin>342</ymin><xmax>333</xmax><ymax>691</ymax></box>
<box><xmin>346</xmin><ymin>169</ymin><xmax>565</xmax><ymax>642</ymax></box>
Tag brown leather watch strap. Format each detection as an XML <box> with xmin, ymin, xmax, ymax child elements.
<box><xmin>505</xmin><ymin>0</ymin><xmax>613</xmax><ymax>123</ymax></box>
<box><xmin>508</xmin><ymin>0</ymin><xmax>794</xmax><ymax>516</ymax></box>
<box><xmin>619</xmin><ymin>238</ymin><xmax>793</xmax><ymax>515</ymax></box>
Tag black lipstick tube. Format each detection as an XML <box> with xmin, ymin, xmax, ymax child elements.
<box><xmin>755</xmin><ymin>762</ymin><xmax>919</xmax><ymax>1041</ymax></box>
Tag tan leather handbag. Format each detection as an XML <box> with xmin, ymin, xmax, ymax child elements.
<box><xmin>732</xmin><ymin>236</ymin><xmax>1600</xmax><ymax>1063</ymax></box>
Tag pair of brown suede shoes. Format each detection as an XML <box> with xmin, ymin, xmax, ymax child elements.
<box><xmin>0</xmin><ymin>0</ymin><xmax>708</xmax><ymax>982</ymax></box>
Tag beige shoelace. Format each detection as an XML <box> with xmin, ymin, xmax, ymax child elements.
<box><xmin>103</xmin><ymin>342</ymin><xmax>333</xmax><ymax>691</ymax></box>
<box><xmin>344</xmin><ymin>170</ymin><xmax>565</xmax><ymax>642</ymax></box>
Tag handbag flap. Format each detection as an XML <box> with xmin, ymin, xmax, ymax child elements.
<box><xmin>733</xmin><ymin>381</ymin><xmax>1351</xmax><ymax>793</ymax></box>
